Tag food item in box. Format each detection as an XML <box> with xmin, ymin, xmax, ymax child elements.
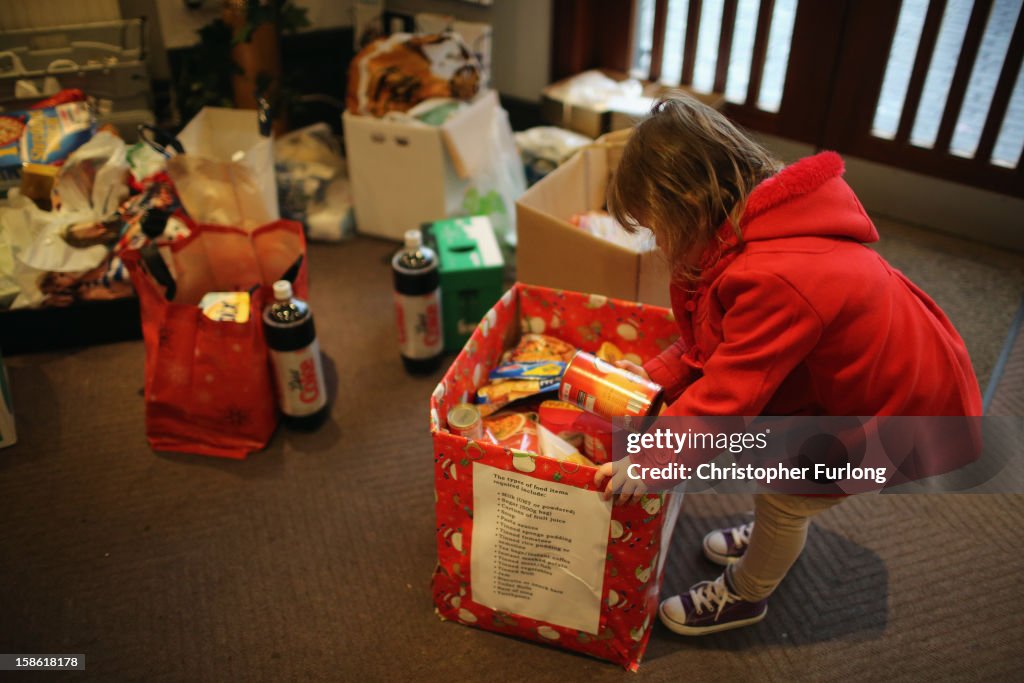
<box><xmin>537</xmin><ymin>423</ymin><xmax>596</xmax><ymax>467</ymax></box>
<box><xmin>596</xmin><ymin>340</ymin><xmax>624</xmax><ymax>363</ymax></box>
<box><xmin>560</xmin><ymin>350</ymin><xmax>663</xmax><ymax>420</ymax></box>
<box><xmin>538</xmin><ymin>399</ymin><xmax>586</xmax><ymax>449</ymax></box>
<box><xmin>0</xmin><ymin>95</ymin><xmax>94</xmax><ymax>191</ymax></box>
<box><xmin>476</xmin><ymin>377</ymin><xmax>559</xmax><ymax>417</ymax></box>
<box><xmin>502</xmin><ymin>333</ymin><xmax>577</xmax><ymax>363</ymax></box>
<box><xmin>478</xmin><ymin>336</ymin><xmax>575</xmax><ymax>416</ymax></box>
<box><xmin>447</xmin><ymin>403</ymin><xmax>483</xmax><ymax>439</ymax></box>
<box><xmin>19</xmin><ymin>102</ymin><xmax>95</xmax><ymax>165</ymax></box>
<box><xmin>482</xmin><ymin>408</ymin><xmax>539</xmax><ymax>452</ymax></box>
<box><xmin>199</xmin><ymin>292</ymin><xmax>251</xmax><ymax>323</ymax></box>
<box><xmin>489</xmin><ymin>361</ymin><xmax>566</xmax><ymax>381</ymax></box>
<box><xmin>539</xmin><ymin>399</ymin><xmax>614</xmax><ymax>464</ymax></box>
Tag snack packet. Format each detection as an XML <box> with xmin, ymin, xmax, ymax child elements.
<box><xmin>502</xmin><ymin>333</ymin><xmax>577</xmax><ymax>363</ymax></box>
<box><xmin>199</xmin><ymin>292</ymin><xmax>251</xmax><ymax>323</ymax></box>
<box><xmin>1</xmin><ymin>101</ymin><xmax>95</xmax><ymax>191</ymax></box>
<box><xmin>488</xmin><ymin>361</ymin><xmax>566</xmax><ymax>381</ymax></box>
<box><xmin>476</xmin><ymin>378</ymin><xmax>559</xmax><ymax>417</ymax></box>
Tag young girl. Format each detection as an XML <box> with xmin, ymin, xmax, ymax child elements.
<box><xmin>593</xmin><ymin>96</ymin><xmax>982</xmax><ymax>636</ymax></box>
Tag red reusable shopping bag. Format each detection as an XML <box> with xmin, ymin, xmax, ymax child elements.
<box><xmin>122</xmin><ymin>219</ymin><xmax>308</xmax><ymax>459</ymax></box>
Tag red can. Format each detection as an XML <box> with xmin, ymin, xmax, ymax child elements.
<box><xmin>447</xmin><ymin>403</ymin><xmax>484</xmax><ymax>440</ymax></box>
<box><xmin>559</xmin><ymin>350</ymin><xmax>663</xmax><ymax>420</ymax></box>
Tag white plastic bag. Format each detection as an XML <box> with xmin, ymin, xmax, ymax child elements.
<box><xmin>0</xmin><ymin>192</ymin><xmax>110</xmax><ymax>309</ymax></box>
<box><xmin>441</xmin><ymin>93</ymin><xmax>527</xmax><ymax>248</ymax></box>
<box><xmin>54</xmin><ymin>131</ymin><xmax>130</xmax><ymax>220</ymax></box>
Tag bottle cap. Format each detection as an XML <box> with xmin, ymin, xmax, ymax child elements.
<box><xmin>273</xmin><ymin>280</ymin><xmax>293</xmax><ymax>301</ymax></box>
<box><xmin>404</xmin><ymin>229</ymin><xmax>422</xmax><ymax>251</ymax></box>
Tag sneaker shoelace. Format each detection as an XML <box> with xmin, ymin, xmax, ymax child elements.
<box><xmin>729</xmin><ymin>522</ymin><xmax>754</xmax><ymax>549</ymax></box>
<box><xmin>689</xmin><ymin>575</ymin><xmax>738</xmax><ymax>620</ymax></box>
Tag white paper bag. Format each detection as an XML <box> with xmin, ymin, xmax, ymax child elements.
<box><xmin>167</xmin><ymin>107</ymin><xmax>278</xmax><ymax>230</ymax></box>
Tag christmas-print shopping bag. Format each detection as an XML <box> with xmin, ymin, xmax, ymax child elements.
<box><xmin>430</xmin><ymin>283</ymin><xmax>683</xmax><ymax>670</ymax></box>
<box><xmin>122</xmin><ymin>218</ymin><xmax>308</xmax><ymax>459</ymax></box>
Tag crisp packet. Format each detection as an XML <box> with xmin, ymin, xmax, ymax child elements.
<box><xmin>1</xmin><ymin>101</ymin><xmax>95</xmax><ymax>190</ymax></box>
<box><xmin>489</xmin><ymin>361</ymin><xmax>566</xmax><ymax>381</ymax></box>
<box><xmin>476</xmin><ymin>378</ymin><xmax>559</xmax><ymax>417</ymax></box>
<box><xmin>199</xmin><ymin>292</ymin><xmax>251</xmax><ymax>323</ymax></box>
<box><xmin>19</xmin><ymin>101</ymin><xmax>95</xmax><ymax>165</ymax></box>
<box><xmin>502</xmin><ymin>333</ymin><xmax>577</xmax><ymax>363</ymax></box>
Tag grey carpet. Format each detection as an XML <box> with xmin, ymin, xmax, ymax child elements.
<box><xmin>1</xmin><ymin>234</ymin><xmax>1022</xmax><ymax>681</ymax></box>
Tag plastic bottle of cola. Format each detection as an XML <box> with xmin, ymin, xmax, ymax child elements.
<box><xmin>392</xmin><ymin>229</ymin><xmax>444</xmax><ymax>374</ymax></box>
<box><xmin>263</xmin><ymin>280</ymin><xmax>329</xmax><ymax>430</ymax></box>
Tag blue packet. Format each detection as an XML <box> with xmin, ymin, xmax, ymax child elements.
<box><xmin>488</xmin><ymin>361</ymin><xmax>567</xmax><ymax>382</ymax></box>
<box><xmin>0</xmin><ymin>102</ymin><xmax>95</xmax><ymax>190</ymax></box>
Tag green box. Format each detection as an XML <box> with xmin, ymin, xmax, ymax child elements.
<box><xmin>425</xmin><ymin>216</ymin><xmax>505</xmax><ymax>353</ymax></box>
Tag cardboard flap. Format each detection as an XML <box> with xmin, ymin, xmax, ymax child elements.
<box><xmin>594</xmin><ymin>128</ymin><xmax>631</xmax><ymax>174</ymax></box>
<box><xmin>441</xmin><ymin>90</ymin><xmax>499</xmax><ymax>180</ymax></box>
<box><xmin>515</xmin><ymin>134</ymin><xmax>669</xmax><ymax>307</ymax></box>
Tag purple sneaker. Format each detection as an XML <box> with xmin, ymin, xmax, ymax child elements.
<box><xmin>702</xmin><ymin>521</ymin><xmax>753</xmax><ymax>565</ymax></box>
<box><xmin>659</xmin><ymin>573</ymin><xmax>767</xmax><ymax>636</ymax></box>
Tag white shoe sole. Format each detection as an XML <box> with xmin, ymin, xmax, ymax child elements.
<box><xmin>658</xmin><ymin>601</ymin><xmax>767</xmax><ymax>636</ymax></box>
<box><xmin>702</xmin><ymin>536</ymin><xmax>743</xmax><ymax>566</ymax></box>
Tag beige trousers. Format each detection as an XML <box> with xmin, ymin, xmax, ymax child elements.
<box><xmin>726</xmin><ymin>493</ymin><xmax>845</xmax><ymax>602</ymax></box>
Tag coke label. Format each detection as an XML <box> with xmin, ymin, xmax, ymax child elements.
<box><xmin>394</xmin><ymin>291</ymin><xmax>443</xmax><ymax>359</ymax></box>
<box><xmin>269</xmin><ymin>339</ymin><xmax>327</xmax><ymax>417</ymax></box>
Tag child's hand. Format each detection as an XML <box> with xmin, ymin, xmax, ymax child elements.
<box><xmin>614</xmin><ymin>359</ymin><xmax>649</xmax><ymax>380</ymax></box>
<box><xmin>594</xmin><ymin>460</ymin><xmax>647</xmax><ymax>506</ymax></box>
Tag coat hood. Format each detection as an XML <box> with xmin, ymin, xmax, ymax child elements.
<box><xmin>736</xmin><ymin>151</ymin><xmax>878</xmax><ymax>245</ymax></box>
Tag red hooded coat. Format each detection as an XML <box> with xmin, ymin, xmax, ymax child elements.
<box><xmin>643</xmin><ymin>152</ymin><xmax>983</xmax><ymax>422</ymax></box>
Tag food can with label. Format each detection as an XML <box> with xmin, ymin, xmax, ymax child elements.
<box><xmin>447</xmin><ymin>403</ymin><xmax>484</xmax><ymax>440</ymax></box>
<box><xmin>558</xmin><ymin>350</ymin><xmax>663</xmax><ymax>420</ymax></box>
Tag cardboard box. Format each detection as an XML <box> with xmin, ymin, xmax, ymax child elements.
<box><xmin>424</xmin><ymin>215</ymin><xmax>505</xmax><ymax>352</ymax></box>
<box><xmin>344</xmin><ymin>90</ymin><xmax>524</xmax><ymax>241</ymax></box>
<box><xmin>515</xmin><ymin>130</ymin><xmax>671</xmax><ymax>307</ymax></box>
<box><xmin>541</xmin><ymin>69</ymin><xmax>724</xmax><ymax>139</ymax></box>
<box><xmin>430</xmin><ymin>282</ymin><xmax>682</xmax><ymax>671</ymax></box>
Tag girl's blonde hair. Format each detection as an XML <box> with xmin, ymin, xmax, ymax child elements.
<box><xmin>607</xmin><ymin>95</ymin><xmax>780</xmax><ymax>281</ymax></box>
